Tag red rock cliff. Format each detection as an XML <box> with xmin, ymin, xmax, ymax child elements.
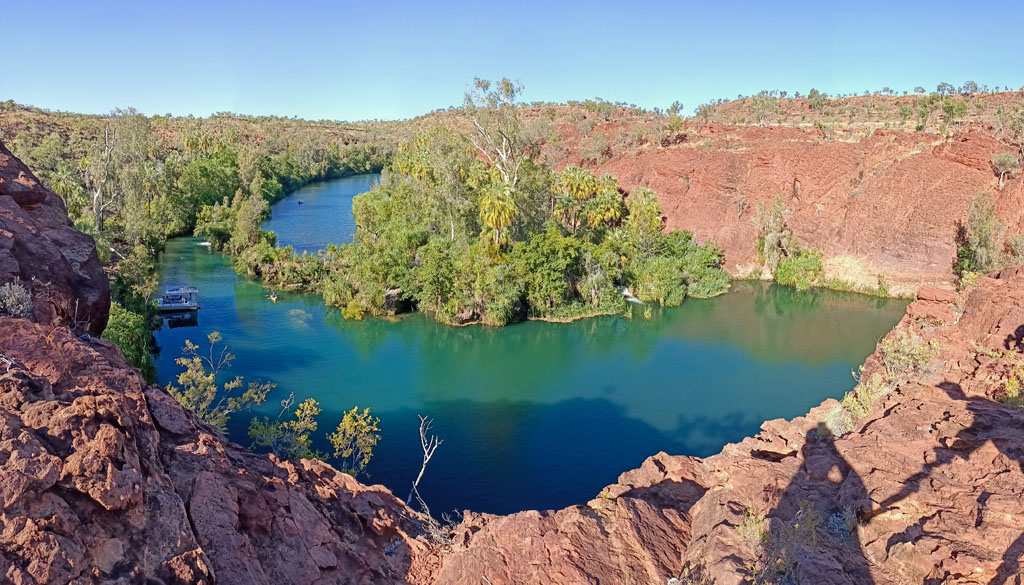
<box><xmin>0</xmin><ymin>141</ymin><xmax>109</xmax><ymax>334</ymax></box>
<box><xmin>0</xmin><ymin>319</ymin><xmax>433</xmax><ymax>584</ymax></box>
<box><xmin>574</xmin><ymin>124</ymin><xmax>1024</xmax><ymax>294</ymax></box>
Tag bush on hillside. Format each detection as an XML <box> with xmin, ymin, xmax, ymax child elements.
<box><xmin>0</xmin><ymin>282</ymin><xmax>33</xmax><ymax>319</ymax></box>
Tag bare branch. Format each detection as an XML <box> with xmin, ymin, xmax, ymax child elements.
<box><xmin>407</xmin><ymin>414</ymin><xmax>443</xmax><ymax>508</ymax></box>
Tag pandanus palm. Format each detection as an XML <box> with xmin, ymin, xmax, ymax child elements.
<box><xmin>480</xmin><ymin>187</ymin><xmax>517</xmax><ymax>245</ymax></box>
<box><xmin>49</xmin><ymin>164</ymin><xmax>79</xmax><ymax>198</ymax></box>
<box><xmin>586</xmin><ymin>190</ymin><xmax>625</xmax><ymax>228</ymax></box>
<box><xmin>585</xmin><ymin>174</ymin><xmax>624</xmax><ymax>228</ymax></box>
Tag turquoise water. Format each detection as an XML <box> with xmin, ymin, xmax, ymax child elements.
<box><xmin>153</xmin><ymin>175</ymin><xmax>908</xmax><ymax>515</ymax></box>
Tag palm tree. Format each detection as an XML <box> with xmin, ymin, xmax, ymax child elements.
<box><xmin>480</xmin><ymin>186</ymin><xmax>517</xmax><ymax>245</ymax></box>
<box><xmin>49</xmin><ymin>163</ymin><xmax>85</xmax><ymax>215</ymax></box>
<box><xmin>555</xmin><ymin>166</ymin><xmax>597</xmax><ymax>232</ymax></box>
<box><xmin>559</xmin><ymin>165</ymin><xmax>596</xmax><ymax>202</ymax></box>
<box><xmin>586</xmin><ymin>174</ymin><xmax>624</xmax><ymax>228</ymax></box>
<box><xmin>586</xmin><ymin>190</ymin><xmax>625</xmax><ymax>228</ymax></box>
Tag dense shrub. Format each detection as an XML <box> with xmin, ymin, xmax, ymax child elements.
<box><xmin>0</xmin><ymin>282</ymin><xmax>33</xmax><ymax>319</ymax></box>
<box><xmin>774</xmin><ymin>249</ymin><xmax>824</xmax><ymax>291</ymax></box>
<box><xmin>879</xmin><ymin>331</ymin><xmax>939</xmax><ymax>381</ymax></box>
<box><xmin>102</xmin><ymin>302</ymin><xmax>155</xmax><ymax>381</ymax></box>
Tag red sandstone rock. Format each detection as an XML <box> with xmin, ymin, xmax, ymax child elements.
<box><xmin>556</xmin><ymin>126</ymin><xmax>1023</xmax><ymax>295</ymax></box>
<box><xmin>917</xmin><ymin>285</ymin><xmax>959</xmax><ymax>303</ymax></box>
<box><xmin>0</xmin><ymin>319</ymin><xmax>433</xmax><ymax>584</ymax></box>
<box><xmin>0</xmin><ymin>141</ymin><xmax>108</xmax><ymax>334</ymax></box>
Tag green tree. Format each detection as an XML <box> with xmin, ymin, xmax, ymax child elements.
<box><xmin>942</xmin><ymin>98</ymin><xmax>969</xmax><ymax>125</ymax></box>
<box><xmin>750</xmin><ymin>91</ymin><xmax>779</xmax><ymax>126</ymax></box>
<box><xmin>111</xmin><ymin>243</ymin><xmax>159</xmax><ymax>310</ymax></box>
<box><xmin>176</xmin><ymin>147</ymin><xmax>241</xmax><ymax>229</ymax></box>
<box><xmin>755</xmin><ymin>196</ymin><xmax>794</xmax><ymax>274</ymax></box>
<box><xmin>417</xmin><ymin>238</ymin><xmax>458</xmax><ymax>317</ymax></box>
<box><xmin>249</xmin><ymin>395</ymin><xmax>323</xmax><ymax>460</ymax></box>
<box><xmin>992</xmin><ymin>152</ymin><xmax>1019</xmax><ymax>188</ymax></box>
<box><xmin>102</xmin><ymin>302</ymin><xmax>155</xmax><ymax>381</ymax></box>
<box><xmin>464</xmin><ymin>77</ymin><xmax>532</xmax><ymax>188</ymax></box>
<box><xmin>49</xmin><ymin>163</ymin><xmax>87</xmax><ymax>216</ymax></box>
<box><xmin>585</xmin><ymin>176</ymin><xmax>625</xmax><ymax>229</ymax></box>
<box><xmin>167</xmin><ymin>331</ymin><xmax>274</xmax><ymax>432</ymax></box>
<box><xmin>511</xmin><ymin>223</ymin><xmax>582</xmax><ymax>315</ymax></box>
<box><xmin>961</xmin><ymin>192</ymin><xmax>1004</xmax><ymax>273</ymax></box>
<box><xmin>555</xmin><ymin>165</ymin><xmax>597</xmax><ymax>233</ymax></box>
<box><xmin>807</xmin><ymin>89</ymin><xmax>827</xmax><ymax>112</ymax></box>
<box><xmin>620</xmin><ymin>187</ymin><xmax>665</xmax><ymax>257</ymax></box>
<box><xmin>328</xmin><ymin>407</ymin><xmax>381</xmax><ymax>477</ymax></box>
<box><xmin>228</xmin><ymin>195</ymin><xmax>271</xmax><ymax>254</ymax></box>
<box><xmin>696</xmin><ymin>102</ymin><xmax>716</xmax><ymax>124</ymax></box>
<box><xmin>393</xmin><ymin>127</ymin><xmax>478</xmax><ymax>240</ymax></box>
<box><xmin>479</xmin><ymin>185</ymin><xmax>517</xmax><ymax>245</ymax></box>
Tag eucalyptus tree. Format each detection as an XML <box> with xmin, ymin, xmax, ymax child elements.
<box><xmin>83</xmin><ymin>108</ymin><xmax>154</xmax><ymax>234</ymax></box>
<box><xmin>394</xmin><ymin>127</ymin><xmax>478</xmax><ymax>240</ymax></box>
<box><xmin>750</xmin><ymin>91</ymin><xmax>779</xmax><ymax>126</ymax></box>
<box><xmin>464</xmin><ymin>77</ymin><xmax>533</xmax><ymax>189</ymax></box>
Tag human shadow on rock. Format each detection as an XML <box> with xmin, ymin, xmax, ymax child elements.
<box><xmin>753</xmin><ymin>424</ymin><xmax>878</xmax><ymax>585</ymax></box>
<box><xmin>871</xmin><ymin>381</ymin><xmax>1024</xmax><ymax>585</ymax></box>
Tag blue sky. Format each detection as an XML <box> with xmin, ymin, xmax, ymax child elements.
<box><xmin>4</xmin><ymin>0</ymin><xmax>1023</xmax><ymax>121</ymax></box>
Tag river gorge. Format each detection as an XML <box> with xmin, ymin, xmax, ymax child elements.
<box><xmin>150</xmin><ymin>175</ymin><xmax>908</xmax><ymax>514</ymax></box>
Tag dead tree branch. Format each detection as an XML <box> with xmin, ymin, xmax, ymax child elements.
<box><xmin>407</xmin><ymin>414</ymin><xmax>443</xmax><ymax>507</ymax></box>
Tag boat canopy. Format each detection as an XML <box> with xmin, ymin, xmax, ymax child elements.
<box><xmin>157</xmin><ymin>285</ymin><xmax>200</xmax><ymax>312</ymax></box>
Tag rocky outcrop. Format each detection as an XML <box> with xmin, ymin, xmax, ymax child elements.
<box><xmin>432</xmin><ymin>268</ymin><xmax>1024</xmax><ymax>584</ymax></box>
<box><xmin>0</xmin><ymin>318</ymin><xmax>435</xmax><ymax>584</ymax></box>
<box><xmin>575</xmin><ymin>125</ymin><xmax>1024</xmax><ymax>294</ymax></box>
<box><xmin>0</xmin><ymin>141</ymin><xmax>108</xmax><ymax>335</ymax></box>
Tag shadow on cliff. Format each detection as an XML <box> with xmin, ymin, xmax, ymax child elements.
<box><xmin>751</xmin><ymin>424</ymin><xmax>878</xmax><ymax>585</ymax></box>
<box><xmin>870</xmin><ymin>381</ymin><xmax>1024</xmax><ymax>585</ymax></box>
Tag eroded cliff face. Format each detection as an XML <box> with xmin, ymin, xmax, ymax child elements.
<box><xmin>4</xmin><ymin>146</ymin><xmax>1024</xmax><ymax>584</ymax></box>
<box><xmin>0</xmin><ymin>141</ymin><xmax>108</xmax><ymax>334</ymax></box>
<box><xmin>576</xmin><ymin>125</ymin><xmax>1024</xmax><ymax>295</ymax></box>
